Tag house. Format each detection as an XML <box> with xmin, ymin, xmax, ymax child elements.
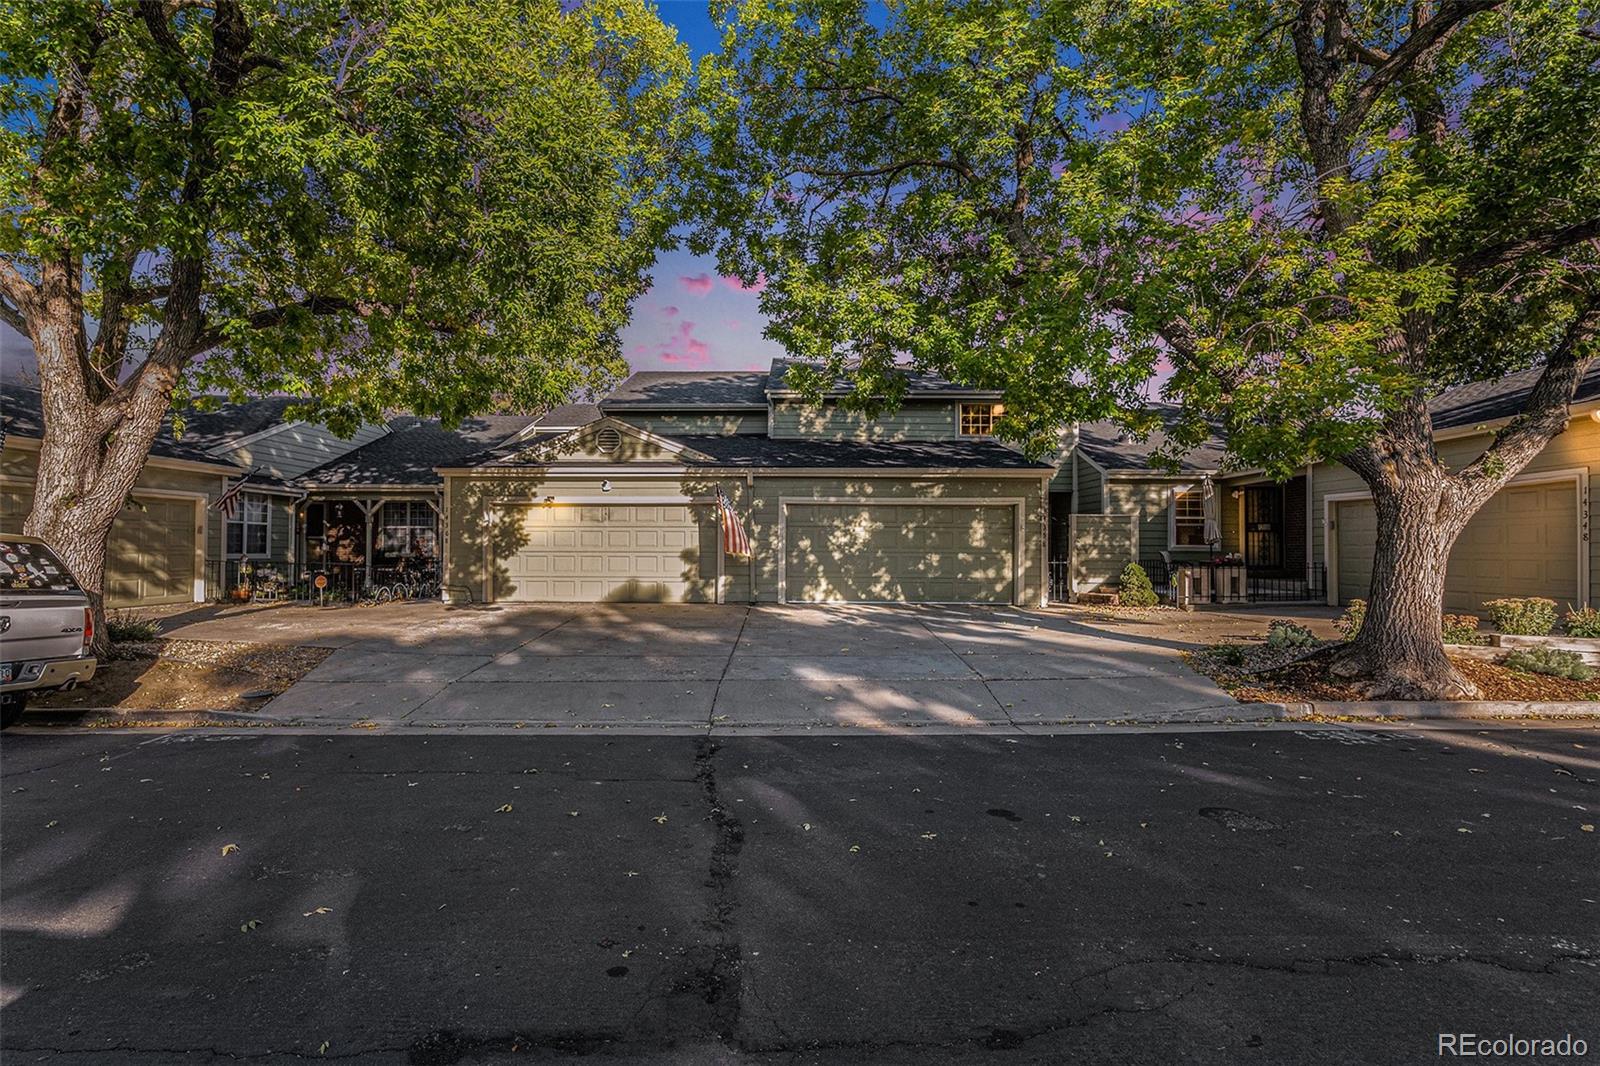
<box><xmin>1053</xmin><ymin>368</ymin><xmax>1600</xmax><ymax>615</ymax></box>
<box><xmin>437</xmin><ymin>362</ymin><xmax>1053</xmax><ymax>604</ymax></box>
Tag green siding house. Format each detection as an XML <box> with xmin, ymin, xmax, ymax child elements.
<box><xmin>438</xmin><ymin>361</ymin><xmax>1053</xmax><ymax>606</ymax></box>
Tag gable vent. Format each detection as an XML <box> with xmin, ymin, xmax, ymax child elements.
<box><xmin>595</xmin><ymin>426</ymin><xmax>623</xmax><ymax>454</ymax></box>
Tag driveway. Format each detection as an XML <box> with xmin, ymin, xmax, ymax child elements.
<box><xmin>158</xmin><ymin>602</ymin><xmax>1248</xmax><ymax>731</ymax></box>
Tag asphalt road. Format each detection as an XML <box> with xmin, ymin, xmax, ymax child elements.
<box><xmin>1</xmin><ymin>724</ymin><xmax>1597</xmax><ymax>1064</ymax></box>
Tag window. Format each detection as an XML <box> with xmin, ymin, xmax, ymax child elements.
<box><xmin>226</xmin><ymin>493</ymin><xmax>269</xmax><ymax>556</ymax></box>
<box><xmin>1172</xmin><ymin>489</ymin><xmax>1207</xmax><ymax>547</ymax></box>
<box><xmin>959</xmin><ymin>403</ymin><xmax>1004</xmax><ymax>436</ymax></box>
<box><xmin>380</xmin><ymin>500</ymin><xmax>438</xmax><ymax>559</ymax></box>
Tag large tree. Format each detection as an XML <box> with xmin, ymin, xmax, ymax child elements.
<box><xmin>698</xmin><ymin>0</ymin><xmax>1600</xmax><ymax>698</ymax></box>
<box><xmin>1</xmin><ymin>0</ymin><xmax>695</xmax><ymax>645</ymax></box>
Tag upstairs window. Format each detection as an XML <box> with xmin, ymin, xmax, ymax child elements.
<box><xmin>226</xmin><ymin>493</ymin><xmax>270</xmax><ymax>556</ymax></box>
<box><xmin>959</xmin><ymin>403</ymin><xmax>1003</xmax><ymax>436</ymax></box>
<box><xmin>1171</xmin><ymin>488</ymin><xmax>1208</xmax><ymax>547</ymax></box>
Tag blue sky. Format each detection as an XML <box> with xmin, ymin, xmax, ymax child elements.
<box><xmin>618</xmin><ymin>2</ymin><xmax>783</xmax><ymax>373</ymax></box>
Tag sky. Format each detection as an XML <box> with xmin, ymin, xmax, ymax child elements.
<box><xmin>617</xmin><ymin>2</ymin><xmax>783</xmax><ymax>373</ymax></box>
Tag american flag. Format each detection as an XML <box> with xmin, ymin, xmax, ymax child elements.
<box><xmin>213</xmin><ymin>469</ymin><xmax>255</xmax><ymax>518</ymax></box>
<box><xmin>714</xmin><ymin>486</ymin><xmax>750</xmax><ymax>557</ymax></box>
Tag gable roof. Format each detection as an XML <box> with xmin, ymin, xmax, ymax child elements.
<box><xmin>532</xmin><ymin>403</ymin><xmax>602</xmax><ymax>429</ymax></box>
<box><xmin>600</xmin><ymin>371</ymin><xmax>770</xmax><ymax>410</ymax></box>
<box><xmin>1429</xmin><ymin>364</ymin><xmax>1600</xmax><ymax>432</ymax></box>
<box><xmin>1074</xmin><ymin>409</ymin><xmax>1229</xmax><ymax>474</ymax></box>
<box><xmin>169</xmin><ymin>396</ymin><xmax>301</xmax><ymax>451</ymax></box>
<box><xmin>299</xmin><ymin>414</ymin><xmax>538</xmax><ymax>487</ymax></box>
<box><xmin>766</xmin><ymin>358</ymin><xmax>1004</xmax><ymax>399</ymax></box>
<box><xmin>1</xmin><ymin>382</ymin><xmax>244</xmax><ymax>469</ymax></box>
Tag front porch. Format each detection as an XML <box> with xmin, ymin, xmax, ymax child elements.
<box><xmin>297</xmin><ymin>493</ymin><xmax>442</xmax><ymax>600</ymax></box>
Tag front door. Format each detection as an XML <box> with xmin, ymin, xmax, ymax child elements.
<box><xmin>1243</xmin><ymin>487</ymin><xmax>1282</xmax><ymax>570</ymax></box>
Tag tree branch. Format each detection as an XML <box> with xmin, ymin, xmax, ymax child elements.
<box><xmin>0</xmin><ymin>257</ymin><xmax>38</xmax><ymax>317</ymax></box>
<box><xmin>1336</xmin><ymin>0</ymin><xmax>1503</xmax><ymax>140</ymax></box>
<box><xmin>1457</xmin><ymin>218</ymin><xmax>1600</xmax><ymax>278</ymax></box>
<box><xmin>1453</xmin><ymin>299</ymin><xmax>1600</xmax><ymax>505</ymax></box>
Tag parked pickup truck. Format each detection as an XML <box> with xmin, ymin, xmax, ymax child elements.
<box><xmin>0</xmin><ymin>536</ymin><xmax>97</xmax><ymax>728</ymax></box>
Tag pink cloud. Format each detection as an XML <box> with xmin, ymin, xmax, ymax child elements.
<box><xmin>722</xmin><ymin>317</ymin><xmax>742</xmax><ymax>329</ymax></box>
<box><xmin>720</xmin><ymin>273</ymin><xmax>766</xmax><ymax>294</ymax></box>
<box><xmin>656</xmin><ymin>320</ymin><xmax>712</xmax><ymax>366</ymax></box>
<box><xmin>679</xmin><ymin>274</ymin><xmax>714</xmax><ymax>296</ymax></box>
<box><xmin>662</xmin><ymin>305</ymin><xmax>679</xmax><ymax>317</ymax></box>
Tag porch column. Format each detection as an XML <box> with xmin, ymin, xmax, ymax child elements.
<box><xmin>361</xmin><ymin>499</ymin><xmax>377</xmax><ymax>590</ymax></box>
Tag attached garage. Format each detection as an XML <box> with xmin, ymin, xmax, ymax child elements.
<box><xmin>1331</xmin><ymin>477</ymin><xmax>1582</xmax><ymax>614</ymax></box>
<box><xmin>780</xmin><ymin>499</ymin><xmax>1019</xmax><ymax>604</ymax></box>
<box><xmin>1</xmin><ymin>484</ymin><xmax>203</xmax><ymax>607</ymax></box>
<box><xmin>106</xmin><ymin>495</ymin><xmax>203</xmax><ymax>606</ymax></box>
<box><xmin>497</xmin><ymin>502</ymin><xmax>712</xmax><ymax>603</ymax></box>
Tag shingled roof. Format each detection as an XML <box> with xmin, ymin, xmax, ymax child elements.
<box><xmin>299</xmin><ymin>415</ymin><xmax>539</xmax><ymax>487</ymax></box>
<box><xmin>765</xmin><ymin>358</ymin><xmax>1004</xmax><ymax>399</ymax></box>
<box><xmin>1073</xmin><ymin>410</ymin><xmax>1229</xmax><ymax>474</ymax></box>
<box><xmin>1429</xmin><ymin>365</ymin><xmax>1600</xmax><ymax>431</ymax></box>
<box><xmin>599</xmin><ymin>371</ymin><xmax>770</xmax><ymax>410</ymax></box>
<box><xmin>1</xmin><ymin>382</ymin><xmax>244</xmax><ymax>468</ymax></box>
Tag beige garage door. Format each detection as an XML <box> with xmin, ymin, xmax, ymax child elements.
<box><xmin>2</xmin><ymin>487</ymin><xmax>196</xmax><ymax>606</ymax></box>
<box><xmin>784</xmin><ymin>501</ymin><xmax>1016</xmax><ymax>603</ymax></box>
<box><xmin>500</xmin><ymin>502</ymin><xmax>708</xmax><ymax>602</ymax></box>
<box><xmin>107</xmin><ymin>496</ymin><xmax>199</xmax><ymax>606</ymax></box>
<box><xmin>1334</xmin><ymin>481</ymin><xmax>1579</xmax><ymax>613</ymax></box>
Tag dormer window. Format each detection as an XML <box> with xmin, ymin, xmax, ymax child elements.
<box><xmin>959</xmin><ymin>403</ymin><xmax>1003</xmax><ymax>436</ymax></box>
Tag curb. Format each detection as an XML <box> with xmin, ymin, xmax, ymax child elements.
<box><xmin>16</xmin><ymin>707</ymin><xmax>280</xmax><ymax>728</ymax></box>
<box><xmin>1276</xmin><ymin>700</ymin><xmax>1600</xmax><ymax>720</ymax></box>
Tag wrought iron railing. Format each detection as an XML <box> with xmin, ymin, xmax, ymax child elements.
<box><xmin>1048</xmin><ymin>559</ymin><xmax>1326</xmax><ymax>606</ymax></box>
<box><xmin>205</xmin><ymin>559</ymin><xmax>440</xmax><ymax>605</ymax></box>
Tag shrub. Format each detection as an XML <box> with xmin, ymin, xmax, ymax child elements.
<box><xmin>1503</xmin><ymin>646</ymin><xmax>1595</xmax><ymax>681</ymax></box>
<box><xmin>1563</xmin><ymin>606</ymin><xmax>1600</xmax><ymax>638</ymax></box>
<box><xmin>1335</xmin><ymin>600</ymin><xmax>1366</xmax><ymax>641</ymax></box>
<box><xmin>1211</xmin><ymin>642</ymin><xmax>1247</xmax><ymax>666</ymax></box>
<box><xmin>1265</xmin><ymin>619</ymin><xmax>1318</xmax><ymax>650</ymax></box>
<box><xmin>107</xmin><ymin>611</ymin><xmax>162</xmax><ymax>643</ymax></box>
<box><xmin>1117</xmin><ymin>562</ymin><xmax>1159</xmax><ymax>607</ymax></box>
<box><xmin>1441</xmin><ymin>614</ymin><xmax>1484</xmax><ymax>645</ymax></box>
<box><xmin>1483</xmin><ymin>597</ymin><xmax>1557</xmax><ymax>636</ymax></box>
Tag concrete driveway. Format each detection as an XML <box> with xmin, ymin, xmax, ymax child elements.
<box><xmin>161</xmin><ymin>602</ymin><xmax>1247</xmax><ymax>731</ymax></box>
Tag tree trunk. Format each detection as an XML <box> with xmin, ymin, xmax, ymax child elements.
<box><xmin>1328</xmin><ymin>469</ymin><xmax>1480</xmax><ymax>699</ymax></box>
<box><xmin>19</xmin><ymin>315</ymin><xmax>177</xmax><ymax>659</ymax></box>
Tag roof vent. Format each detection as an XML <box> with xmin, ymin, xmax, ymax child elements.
<box><xmin>595</xmin><ymin>426</ymin><xmax>622</xmax><ymax>454</ymax></box>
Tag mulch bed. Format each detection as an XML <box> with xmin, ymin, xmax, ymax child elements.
<box><xmin>1189</xmin><ymin>644</ymin><xmax>1600</xmax><ymax>703</ymax></box>
<box><xmin>30</xmin><ymin>639</ymin><xmax>332</xmax><ymax>713</ymax></box>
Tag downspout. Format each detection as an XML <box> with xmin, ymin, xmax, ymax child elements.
<box><xmin>1305</xmin><ymin>462</ymin><xmax>1314</xmax><ymax>588</ymax></box>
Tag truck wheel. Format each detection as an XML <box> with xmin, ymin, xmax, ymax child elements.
<box><xmin>0</xmin><ymin>692</ymin><xmax>28</xmax><ymax>730</ymax></box>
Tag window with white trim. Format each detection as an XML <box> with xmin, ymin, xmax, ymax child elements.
<box><xmin>959</xmin><ymin>403</ymin><xmax>1004</xmax><ymax>436</ymax></box>
<box><xmin>1171</xmin><ymin>489</ymin><xmax>1207</xmax><ymax>547</ymax></box>
<box><xmin>379</xmin><ymin>500</ymin><xmax>438</xmax><ymax>558</ymax></box>
<box><xmin>226</xmin><ymin>493</ymin><xmax>269</xmax><ymax>556</ymax></box>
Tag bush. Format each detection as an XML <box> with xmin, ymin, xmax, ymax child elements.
<box><xmin>1211</xmin><ymin>642</ymin><xmax>1247</xmax><ymax>666</ymax></box>
<box><xmin>1265</xmin><ymin>619</ymin><xmax>1318</xmax><ymax>650</ymax></box>
<box><xmin>1563</xmin><ymin>606</ymin><xmax>1600</xmax><ymax>638</ymax></box>
<box><xmin>107</xmin><ymin>611</ymin><xmax>162</xmax><ymax>643</ymax></box>
<box><xmin>1503</xmin><ymin>646</ymin><xmax>1595</xmax><ymax>681</ymax></box>
<box><xmin>1483</xmin><ymin>597</ymin><xmax>1557</xmax><ymax>636</ymax></box>
<box><xmin>1117</xmin><ymin>562</ymin><xmax>1159</xmax><ymax>607</ymax></box>
<box><xmin>1442</xmin><ymin>614</ymin><xmax>1484</xmax><ymax>645</ymax></box>
<box><xmin>1336</xmin><ymin>600</ymin><xmax>1366</xmax><ymax>641</ymax></box>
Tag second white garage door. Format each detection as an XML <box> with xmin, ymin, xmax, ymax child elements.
<box><xmin>500</xmin><ymin>503</ymin><xmax>710</xmax><ymax>602</ymax></box>
<box><xmin>1334</xmin><ymin>479</ymin><xmax>1580</xmax><ymax>613</ymax></box>
<box><xmin>783</xmin><ymin>501</ymin><xmax>1017</xmax><ymax>603</ymax></box>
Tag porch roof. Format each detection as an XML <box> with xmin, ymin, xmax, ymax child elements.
<box><xmin>299</xmin><ymin>415</ymin><xmax>539</xmax><ymax>487</ymax></box>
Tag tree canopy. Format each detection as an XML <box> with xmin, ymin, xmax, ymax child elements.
<box><xmin>698</xmin><ymin>0</ymin><xmax>1600</xmax><ymax>470</ymax></box>
<box><xmin>1</xmin><ymin>0</ymin><xmax>698</xmax><ymax>428</ymax></box>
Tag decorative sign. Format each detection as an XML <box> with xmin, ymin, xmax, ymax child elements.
<box><xmin>313</xmin><ymin>573</ymin><xmax>329</xmax><ymax>590</ymax></box>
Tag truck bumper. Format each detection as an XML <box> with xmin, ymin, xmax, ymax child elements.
<box><xmin>1</xmin><ymin>656</ymin><xmax>97</xmax><ymax>693</ymax></box>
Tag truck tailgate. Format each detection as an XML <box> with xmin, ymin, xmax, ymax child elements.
<box><xmin>1</xmin><ymin>595</ymin><xmax>89</xmax><ymax>666</ymax></box>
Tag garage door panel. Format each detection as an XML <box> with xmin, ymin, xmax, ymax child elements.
<box><xmin>785</xmin><ymin>501</ymin><xmax>1016</xmax><ymax>604</ymax></box>
<box><xmin>502</xmin><ymin>502</ymin><xmax>707</xmax><ymax>603</ymax></box>
<box><xmin>1334</xmin><ymin>482</ymin><xmax>1578</xmax><ymax>613</ymax></box>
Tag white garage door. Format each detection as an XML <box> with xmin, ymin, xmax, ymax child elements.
<box><xmin>783</xmin><ymin>501</ymin><xmax>1016</xmax><ymax>603</ymax></box>
<box><xmin>1334</xmin><ymin>480</ymin><xmax>1579</xmax><ymax>613</ymax></box>
<box><xmin>500</xmin><ymin>503</ymin><xmax>709</xmax><ymax>603</ymax></box>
